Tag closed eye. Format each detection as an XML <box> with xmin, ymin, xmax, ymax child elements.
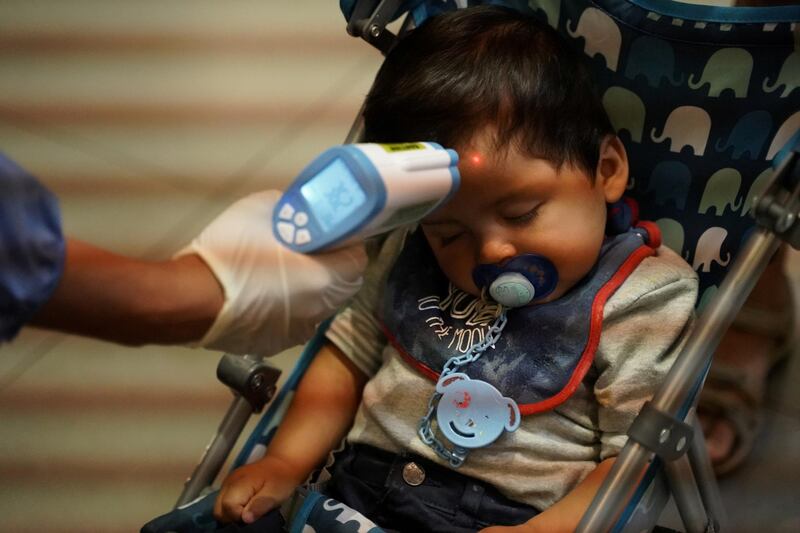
<box><xmin>421</xmin><ymin>222</ymin><xmax>466</xmax><ymax>248</ymax></box>
<box><xmin>506</xmin><ymin>206</ymin><xmax>540</xmax><ymax>226</ymax></box>
<box><xmin>439</xmin><ymin>232</ymin><xmax>465</xmax><ymax>246</ymax></box>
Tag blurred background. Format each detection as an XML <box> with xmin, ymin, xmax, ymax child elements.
<box><xmin>0</xmin><ymin>0</ymin><xmax>797</xmax><ymax>531</ymax></box>
<box><xmin>0</xmin><ymin>1</ymin><xmax>381</xmax><ymax>530</ymax></box>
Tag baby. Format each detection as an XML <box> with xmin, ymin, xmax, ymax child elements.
<box><xmin>214</xmin><ymin>6</ymin><xmax>698</xmax><ymax>532</ymax></box>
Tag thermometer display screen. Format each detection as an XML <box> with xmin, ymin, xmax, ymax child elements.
<box><xmin>300</xmin><ymin>158</ymin><xmax>367</xmax><ymax>231</ymax></box>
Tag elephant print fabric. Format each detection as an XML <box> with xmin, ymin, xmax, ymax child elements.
<box><xmin>526</xmin><ymin>0</ymin><xmax>800</xmax><ymax>299</ymax></box>
<box><xmin>297</xmin><ymin>493</ymin><xmax>384</xmax><ymax>533</ymax></box>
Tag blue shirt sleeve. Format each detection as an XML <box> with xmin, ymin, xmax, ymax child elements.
<box><xmin>0</xmin><ymin>153</ymin><xmax>65</xmax><ymax>342</ymax></box>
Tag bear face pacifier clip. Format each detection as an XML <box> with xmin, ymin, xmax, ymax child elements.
<box><xmin>418</xmin><ymin>308</ymin><xmax>518</xmax><ymax>467</ymax></box>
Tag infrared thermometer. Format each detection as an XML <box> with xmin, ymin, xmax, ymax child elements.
<box><xmin>273</xmin><ymin>142</ymin><xmax>460</xmax><ymax>253</ymax></box>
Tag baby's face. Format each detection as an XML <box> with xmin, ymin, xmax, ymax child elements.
<box><xmin>421</xmin><ymin>131</ymin><xmax>623</xmax><ymax>303</ymax></box>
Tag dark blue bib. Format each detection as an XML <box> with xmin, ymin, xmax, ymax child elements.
<box><xmin>380</xmin><ymin>226</ymin><xmax>658</xmax><ymax>415</ymax></box>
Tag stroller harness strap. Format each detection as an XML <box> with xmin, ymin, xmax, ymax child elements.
<box><xmin>380</xmin><ymin>225</ymin><xmax>659</xmax><ymax>415</ymax></box>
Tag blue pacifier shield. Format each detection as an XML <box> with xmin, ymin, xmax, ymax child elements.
<box><xmin>472</xmin><ymin>254</ymin><xmax>558</xmax><ymax>307</ymax></box>
<box><xmin>435</xmin><ymin>373</ymin><xmax>521</xmax><ymax>449</ymax></box>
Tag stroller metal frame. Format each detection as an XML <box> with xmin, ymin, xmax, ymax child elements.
<box><xmin>151</xmin><ymin>2</ymin><xmax>800</xmax><ymax>531</ymax></box>
<box><xmin>168</xmin><ymin>2</ymin><xmax>405</xmax><ymax>510</ymax></box>
<box><xmin>579</xmin><ymin>143</ymin><xmax>800</xmax><ymax>532</ymax></box>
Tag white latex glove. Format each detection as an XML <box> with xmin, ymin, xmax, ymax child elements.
<box><xmin>178</xmin><ymin>190</ymin><xmax>367</xmax><ymax>356</ymax></box>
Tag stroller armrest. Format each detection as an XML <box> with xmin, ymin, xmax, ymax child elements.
<box><xmin>141</xmin><ymin>491</ymin><xmax>220</xmax><ymax>533</ymax></box>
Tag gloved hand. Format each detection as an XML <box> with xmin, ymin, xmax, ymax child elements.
<box><xmin>178</xmin><ymin>190</ymin><xmax>367</xmax><ymax>356</ymax></box>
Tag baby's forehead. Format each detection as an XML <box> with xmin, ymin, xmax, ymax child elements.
<box><xmin>455</xmin><ymin>142</ymin><xmax>516</xmax><ymax>174</ymax></box>
<box><xmin>456</xmin><ymin>125</ymin><xmax>507</xmax><ymax>155</ymax></box>
<box><xmin>456</xmin><ymin>130</ymin><xmax>555</xmax><ymax>171</ymax></box>
<box><xmin>457</xmin><ymin>145</ymin><xmax>559</xmax><ymax>178</ymax></box>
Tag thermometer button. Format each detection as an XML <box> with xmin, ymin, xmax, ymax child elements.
<box><xmin>277</xmin><ymin>222</ymin><xmax>296</xmax><ymax>244</ymax></box>
<box><xmin>295</xmin><ymin>229</ymin><xmax>311</xmax><ymax>245</ymax></box>
<box><xmin>279</xmin><ymin>203</ymin><xmax>295</xmax><ymax>221</ymax></box>
<box><xmin>293</xmin><ymin>212</ymin><xmax>309</xmax><ymax>227</ymax></box>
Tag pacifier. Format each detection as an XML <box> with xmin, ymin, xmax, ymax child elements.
<box><xmin>472</xmin><ymin>254</ymin><xmax>558</xmax><ymax>308</ymax></box>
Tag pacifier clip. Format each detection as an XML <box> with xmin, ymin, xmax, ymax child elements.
<box><xmin>417</xmin><ymin>308</ymin><xmax>521</xmax><ymax>467</ymax></box>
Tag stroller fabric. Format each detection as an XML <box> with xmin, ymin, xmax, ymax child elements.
<box><xmin>342</xmin><ymin>0</ymin><xmax>800</xmax><ymax>304</ymax></box>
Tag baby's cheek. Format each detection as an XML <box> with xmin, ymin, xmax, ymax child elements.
<box><xmin>432</xmin><ymin>251</ymin><xmax>480</xmax><ymax>296</ymax></box>
<box><xmin>559</xmin><ymin>247</ymin><xmax>602</xmax><ymax>285</ymax></box>
<box><xmin>452</xmin><ymin>267</ymin><xmax>481</xmax><ymax>296</ymax></box>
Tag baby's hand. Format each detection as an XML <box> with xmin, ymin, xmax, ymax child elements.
<box><xmin>214</xmin><ymin>456</ymin><xmax>300</xmax><ymax>524</ymax></box>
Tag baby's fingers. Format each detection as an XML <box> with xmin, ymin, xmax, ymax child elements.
<box><xmin>214</xmin><ymin>483</ymin><xmax>255</xmax><ymax>523</ymax></box>
<box><xmin>242</xmin><ymin>492</ymin><xmax>279</xmax><ymax>524</ymax></box>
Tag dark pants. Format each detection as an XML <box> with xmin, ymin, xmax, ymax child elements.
<box><xmin>218</xmin><ymin>444</ymin><xmax>538</xmax><ymax>533</ymax></box>
<box><xmin>327</xmin><ymin>444</ymin><xmax>538</xmax><ymax>532</ymax></box>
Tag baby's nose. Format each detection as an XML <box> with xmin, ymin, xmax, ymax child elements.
<box><xmin>477</xmin><ymin>236</ymin><xmax>516</xmax><ymax>265</ymax></box>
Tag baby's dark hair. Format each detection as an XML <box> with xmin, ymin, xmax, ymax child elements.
<box><xmin>363</xmin><ymin>6</ymin><xmax>613</xmax><ymax>174</ymax></box>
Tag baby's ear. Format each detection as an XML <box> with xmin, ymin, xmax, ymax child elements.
<box><xmin>596</xmin><ymin>135</ymin><xmax>629</xmax><ymax>203</ymax></box>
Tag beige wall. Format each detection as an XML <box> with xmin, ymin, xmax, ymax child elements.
<box><xmin>0</xmin><ymin>1</ymin><xmax>381</xmax><ymax>530</ymax></box>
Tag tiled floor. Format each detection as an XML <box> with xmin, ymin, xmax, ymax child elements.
<box><xmin>0</xmin><ymin>1</ymin><xmax>797</xmax><ymax>532</ymax></box>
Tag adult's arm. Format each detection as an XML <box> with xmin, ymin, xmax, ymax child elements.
<box><xmin>2</xmin><ymin>152</ymin><xmax>367</xmax><ymax>353</ymax></box>
<box><xmin>30</xmin><ymin>191</ymin><xmax>367</xmax><ymax>354</ymax></box>
<box><xmin>30</xmin><ymin>238</ymin><xmax>223</xmax><ymax>345</ymax></box>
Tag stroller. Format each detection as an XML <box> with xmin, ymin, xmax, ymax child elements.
<box><xmin>143</xmin><ymin>1</ymin><xmax>800</xmax><ymax>531</ymax></box>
